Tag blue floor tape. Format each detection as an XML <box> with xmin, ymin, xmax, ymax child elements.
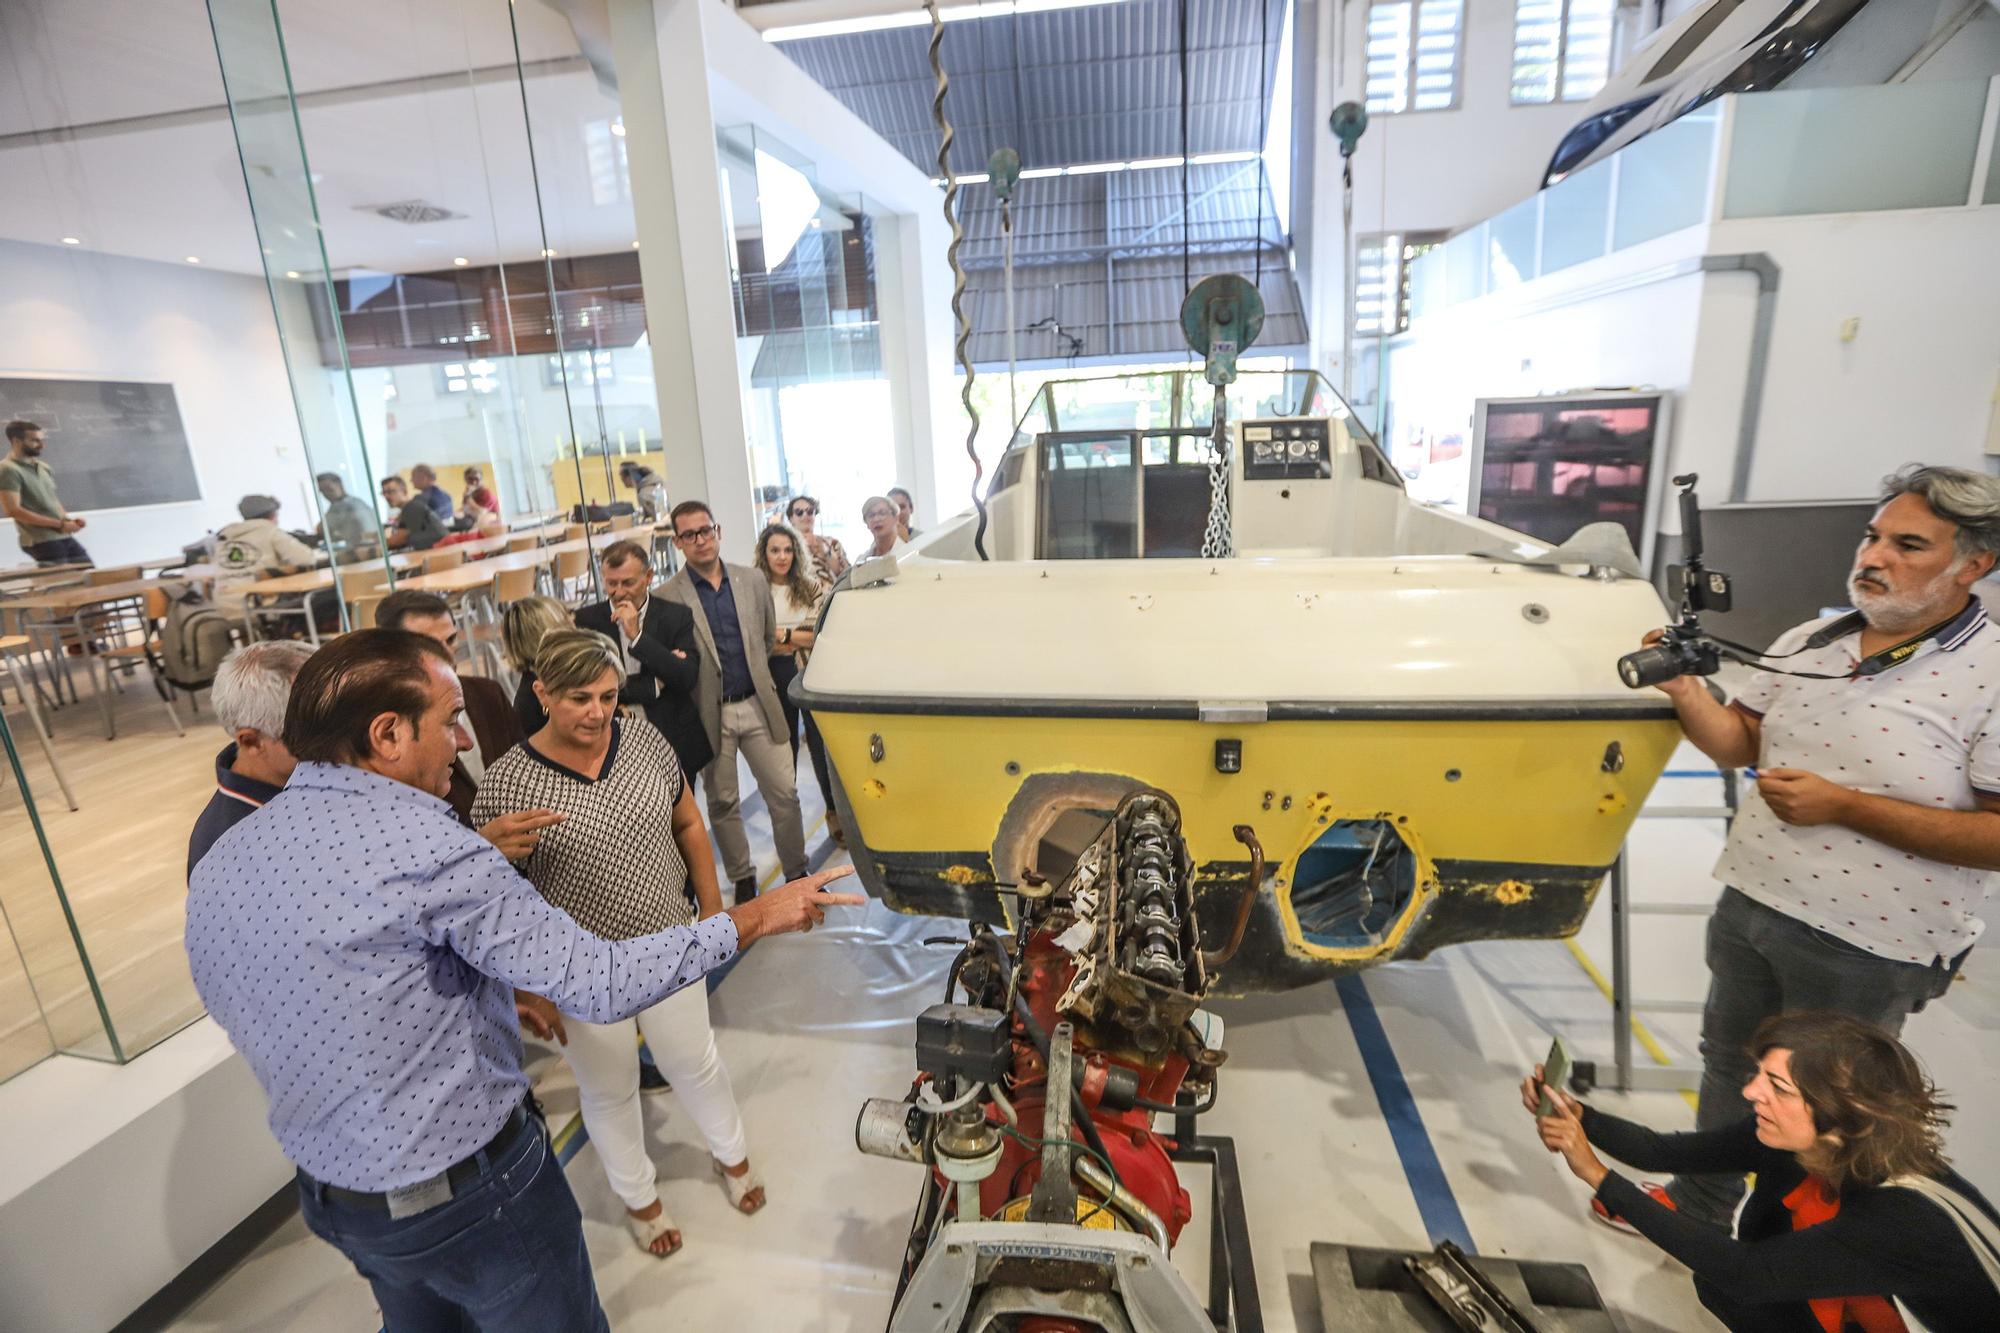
<box><xmin>1335</xmin><ymin>974</ymin><xmax>1477</xmax><ymax>1253</ymax></box>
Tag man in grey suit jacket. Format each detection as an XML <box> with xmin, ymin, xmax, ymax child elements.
<box><xmin>660</xmin><ymin>499</ymin><xmax>809</xmax><ymax>899</ymax></box>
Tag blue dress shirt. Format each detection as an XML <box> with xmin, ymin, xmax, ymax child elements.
<box><xmin>185</xmin><ymin>761</ymin><xmax>738</xmax><ymax>1191</ymax></box>
<box><xmin>418</xmin><ymin>483</ymin><xmax>454</xmax><ymax>522</ymax></box>
<box><xmin>692</xmin><ymin>567</ymin><xmax>756</xmax><ymax>699</ymax></box>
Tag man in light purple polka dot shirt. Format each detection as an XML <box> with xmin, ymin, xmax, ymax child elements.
<box><xmin>1639</xmin><ymin>465</ymin><xmax>2000</xmax><ymax>1230</ymax></box>
<box><xmin>186</xmin><ymin>629</ymin><xmax>860</xmax><ymax>1330</ymax></box>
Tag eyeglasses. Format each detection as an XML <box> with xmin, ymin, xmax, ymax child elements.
<box><xmin>674</xmin><ymin>524</ymin><xmax>719</xmax><ymax>544</ymax></box>
<box><xmin>788</xmin><ymin>507</ymin><xmax>814</xmax><ymax>519</ymax></box>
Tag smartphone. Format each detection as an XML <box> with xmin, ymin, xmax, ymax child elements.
<box><xmin>1538</xmin><ymin>1036</ymin><xmax>1572</xmax><ymax>1117</ymax></box>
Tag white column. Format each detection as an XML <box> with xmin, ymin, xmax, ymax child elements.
<box><xmin>609</xmin><ymin>0</ymin><xmax>758</xmax><ymax>562</ymax></box>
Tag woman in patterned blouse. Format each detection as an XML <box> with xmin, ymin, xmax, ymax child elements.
<box><xmin>786</xmin><ymin>494</ymin><xmax>848</xmax><ymax>584</ymax></box>
<box><xmin>473</xmin><ymin>629</ymin><xmax>765</xmax><ymax>1258</ymax></box>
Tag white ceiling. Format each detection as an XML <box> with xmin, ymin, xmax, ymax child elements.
<box><xmin>0</xmin><ymin>0</ymin><xmax>648</xmax><ymax>277</ymax></box>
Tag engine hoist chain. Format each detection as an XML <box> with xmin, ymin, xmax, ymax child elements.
<box><xmin>1201</xmin><ymin>386</ymin><xmax>1233</xmax><ymax>560</ymax></box>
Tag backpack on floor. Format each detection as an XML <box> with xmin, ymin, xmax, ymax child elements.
<box><xmin>160</xmin><ymin>587</ymin><xmax>236</xmax><ymax>690</ymax></box>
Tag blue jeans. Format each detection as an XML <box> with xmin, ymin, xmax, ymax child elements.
<box><xmin>1666</xmin><ymin>887</ymin><xmax>1942</xmax><ymax>1226</ymax></box>
<box><xmin>28</xmin><ymin>536</ymin><xmax>91</xmax><ymax>566</ymax></box>
<box><xmin>298</xmin><ymin>1116</ymin><xmax>609</xmax><ymax>1333</ymax></box>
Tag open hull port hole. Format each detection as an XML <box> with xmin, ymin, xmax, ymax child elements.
<box><xmin>1291</xmin><ymin>819</ymin><xmax>1419</xmax><ymax>949</ymax></box>
<box><xmin>1035</xmin><ymin>807</ymin><xmax>1115</xmax><ymax>883</ymax></box>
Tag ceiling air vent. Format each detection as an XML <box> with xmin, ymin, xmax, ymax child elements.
<box><xmin>363</xmin><ymin>200</ymin><xmax>463</xmax><ymax>225</ymax></box>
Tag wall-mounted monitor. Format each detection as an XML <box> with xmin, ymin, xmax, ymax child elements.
<box><xmin>1468</xmin><ymin>390</ymin><xmax>1673</xmax><ymax>568</ymax></box>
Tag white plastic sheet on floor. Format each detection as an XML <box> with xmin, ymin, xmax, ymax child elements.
<box><xmin>155</xmin><ymin>877</ymin><xmax>1746</xmax><ymax>1331</ymax></box>
<box><xmin>162</xmin><ymin>746</ymin><xmax>1900</xmax><ymax>1329</ymax></box>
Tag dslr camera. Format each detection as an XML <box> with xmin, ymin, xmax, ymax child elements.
<box><xmin>1616</xmin><ymin>474</ymin><xmax>1733</xmax><ymax>690</ymax></box>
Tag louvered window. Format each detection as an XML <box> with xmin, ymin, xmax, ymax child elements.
<box><xmin>1365</xmin><ymin>0</ymin><xmax>1465</xmax><ymax>115</ymax></box>
<box><xmin>1511</xmin><ymin>0</ymin><xmax>1616</xmax><ymax>105</ymax></box>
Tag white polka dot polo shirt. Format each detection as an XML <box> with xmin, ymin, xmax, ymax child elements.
<box><xmin>1716</xmin><ymin>600</ymin><xmax>2000</xmax><ymax>965</ymax></box>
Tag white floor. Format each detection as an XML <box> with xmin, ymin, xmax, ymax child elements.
<box><xmin>143</xmin><ymin>743</ymin><xmax>2000</xmax><ymax>1332</ymax></box>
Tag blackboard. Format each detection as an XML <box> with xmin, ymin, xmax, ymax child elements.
<box><xmin>0</xmin><ymin>377</ymin><xmax>201</xmax><ymax>511</ymax></box>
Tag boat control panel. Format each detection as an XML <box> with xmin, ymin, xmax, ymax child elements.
<box><xmin>1240</xmin><ymin>418</ymin><xmax>1334</xmax><ymax>481</ymax></box>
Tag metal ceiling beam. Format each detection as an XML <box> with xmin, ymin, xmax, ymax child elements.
<box><xmin>959</xmin><ymin>238</ymin><xmax>1286</xmax><ymax>269</ymax></box>
<box><xmin>1122</xmin><ymin>160</ymin><xmax>1262</xmax><ymax>248</ymax></box>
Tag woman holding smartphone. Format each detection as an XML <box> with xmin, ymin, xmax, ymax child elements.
<box><xmin>1525</xmin><ymin>1011</ymin><xmax>2000</xmax><ymax>1330</ymax></box>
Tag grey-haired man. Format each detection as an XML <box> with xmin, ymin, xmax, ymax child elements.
<box><xmin>188</xmin><ymin>639</ymin><xmax>316</xmax><ymax>878</ymax></box>
<box><xmin>1637</xmin><ymin>464</ymin><xmax>2000</xmax><ymax>1230</ymax></box>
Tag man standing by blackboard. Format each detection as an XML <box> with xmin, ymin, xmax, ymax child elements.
<box><xmin>1</xmin><ymin>420</ymin><xmax>91</xmax><ymax>567</ymax></box>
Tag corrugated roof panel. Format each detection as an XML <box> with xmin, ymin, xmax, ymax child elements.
<box><xmin>945</xmin><ymin>162</ymin><xmax>1284</xmax><ymax>267</ymax></box>
<box><xmin>776</xmin><ymin>0</ymin><xmax>1287</xmax><ymax>176</ymax></box>
<box><xmin>964</xmin><ymin>250</ymin><xmax>1304</xmax><ymax>365</ymax></box>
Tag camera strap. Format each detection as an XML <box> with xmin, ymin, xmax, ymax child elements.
<box><xmin>1739</xmin><ymin>607</ymin><xmax>1967</xmax><ymax>680</ymax></box>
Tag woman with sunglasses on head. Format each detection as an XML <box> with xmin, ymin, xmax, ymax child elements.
<box><xmin>785</xmin><ymin>494</ymin><xmax>848</xmax><ymax>585</ymax></box>
<box><xmin>1526</xmin><ymin>1010</ymin><xmax>2000</xmax><ymax>1331</ymax></box>
<box><xmin>754</xmin><ymin>523</ymin><xmax>841</xmax><ymax>846</ymax></box>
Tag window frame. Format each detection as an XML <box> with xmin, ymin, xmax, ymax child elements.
<box><xmin>1353</xmin><ymin>230</ymin><xmax>1446</xmax><ymax>337</ymax></box>
<box><xmin>1363</xmin><ymin>0</ymin><xmax>1467</xmax><ymax>117</ymax></box>
<box><xmin>1510</xmin><ymin>0</ymin><xmax>1616</xmax><ymax>107</ymax></box>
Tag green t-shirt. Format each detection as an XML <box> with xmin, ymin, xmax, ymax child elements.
<box><xmin>0</xmin><ymin>456</ymin><xmax>66</xmax><ymax>550</ymax></box>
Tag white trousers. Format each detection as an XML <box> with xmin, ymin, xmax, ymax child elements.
<box><xmin>560</xmin><ymin>976</ymin><xmax>749</xmax><ymax>1211</ymax></box>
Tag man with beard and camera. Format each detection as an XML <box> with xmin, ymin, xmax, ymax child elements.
<box><xmin>1627</xmin><ymin>464</ymin><xmax>2000</xmax><ymax>1233</ymax></box>
<box><xmin>575</xmin><ymin>540</ymin><xmax>713</xmax><ymax>777</ymax></box>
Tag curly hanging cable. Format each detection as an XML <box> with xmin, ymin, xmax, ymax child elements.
<box><xmin>925</xmin><ymin>0</ymin><xmax>989</xmax><ymax>560</ymax></box>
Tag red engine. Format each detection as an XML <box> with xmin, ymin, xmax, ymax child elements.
<box><xmin>967</xmin><ymin>925</ymin><xmax>1198</xmax><ymax>1246</ymax></box>
<box><xmin>865</xmin><ymin>792</ymin><xmax>1250</xmax><ymax>1333</ymax></box>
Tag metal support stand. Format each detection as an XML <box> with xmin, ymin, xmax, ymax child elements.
<box><xmin>1580</xmin><ymin>769</ymin><xmax>1740</xmax><ymax>1096</ymax></box>
<box><xmin>885</xmin><ymin>1125</ymin><xmax>1262</xmax><ymax>1332</ymax></box>
<box><xmin>1170</xmin><ymin>1135</ymin><xmax>1264</xmax><ymax>1333</ymax></box>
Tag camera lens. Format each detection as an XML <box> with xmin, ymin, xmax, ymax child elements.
<box><xmin>1617</xmin><ymin>645</ymin><xmax>1680</xmax><ymax>690</ymax></box>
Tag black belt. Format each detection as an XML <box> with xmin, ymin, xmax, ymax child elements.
<box><xmin>308</xmin><ymin>1101</ymin><xmax>535</xmax><ymax>1213</ymax></box>
<box><xmin>721</xmin><ymin>689</ymin><xmax>757</xmax><ymax>703</ymax></box>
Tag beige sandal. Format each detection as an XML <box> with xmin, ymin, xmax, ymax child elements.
<box><xmin>625</xmin><ymin>1204</ymin><xmax>683</xmax><ymax>1257</ymax></box>
<box><xmin>713</xmin><ymin>1158</ymin><xmax>766</xmax><ymax>1214</ymax></box>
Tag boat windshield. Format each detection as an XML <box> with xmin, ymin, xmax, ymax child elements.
<box><xmin>1010</xmin><ymin>369</ymin><xmax>1369</xmax><ymax>452</ymax></box>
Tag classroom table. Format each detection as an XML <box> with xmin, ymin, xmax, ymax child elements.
<box><xmin>235</xmin><ymin>555</ymin><xmax>423</xmax><ymax>645</ymax></box>
<box><xmin>0</xmin><ymin>632</ymin><xmax>77</xmax><ymax>809</ymax></box>
<box><xmin>237</xmin><ymin>524</ymin><xmax>654</xmax><ymax>644</ymax></box>
<box><xmin>5</xmin><ymin>578</ymin><xmax>188</xmax><ymax>740</ymax></box>
<box><xmin>380</xmin><ymin>525</ymin><xmax>660</xmax><ymax>596</ymax></box>
<box><xmin>0</xmin><ymin>562</ymin><xmax>92</xmax><ymax>595</ymax></box>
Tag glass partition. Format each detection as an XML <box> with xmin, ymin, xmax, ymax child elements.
<box><xmin>1723</xmin><ymin>81</ymin><xmax>1989</xmax><ymax>219</ymax></box>
<box><xmin>1612</xmin><ymin>106</ymin><xmax>1717</xmax><ymax>248</ymax></box>
<box><xmin>0</xmin><ymin>0</ymin><xmax>677</xmax><ymax>1081</ymax></box>
<box><xmin>209</xmin><ymin>0</ymin><xmax>395</xmax><ymax>616</ymax></box>
<box><xmin>1486</xmin><ymin>197</ymin><xmax>1540</xmax><ymax>290</ymax></box>
<box><xmin>1539</xmin><ymin>155</ymin><xmax>1613</xmax><ymax>273</ymax></box>
<box><xmin>517</xmin><ymin>15</ymin><xmax>662</xmax><ymax>522</ymax></box>
<box><xmin>721</xmin><ymin>124</ymin><xmax>895</xmax><ymax>548</ymax></box>
<box><xmin>0</xmin><ymin>0</ymin><xmax>315</xmax><ymax>1066</ymax></box>
<box><xmin>0</xmin><ymin>708</ymin><xmax>109</xmax><ymax>1077</ymax></box>
<box><xmin>1405</xmin><ymin>81</ymin><xmax>1996</xmax><ymax>327</ymax></box>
